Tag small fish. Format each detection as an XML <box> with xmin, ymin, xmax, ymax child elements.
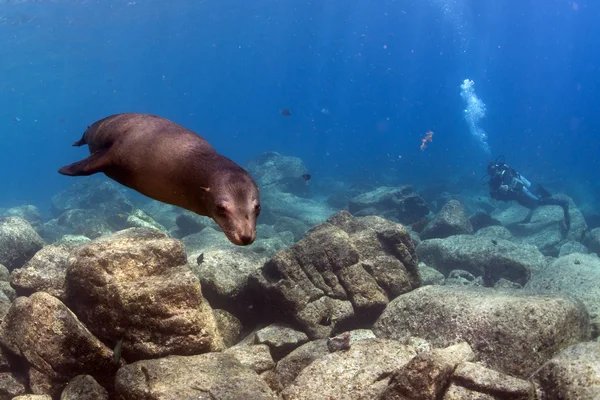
<box><xmin>197</xmin><ymin>253</ymin><xmax>204</xmax><ymax>265</ymax></box>
<box><xmin>113</xmin><ymin>338</ymin><xmax>124</xmax><ymax>363</ymax></box>
<box><xmin>280</xmin><ymin>108</ymin><xmax>292</xmax><ymax>117</ymax></box>
<box><xmin>319</xmin><ymin>315</ymin><xmax>332</xmax><ymax>326</ymax></box>
<box><xmin>301</xmin><ymin>174</ymin><xmax>311</xmax><ymax>181</ymax></box>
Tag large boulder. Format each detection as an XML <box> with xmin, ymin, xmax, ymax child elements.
<box><xmin>281</xmin><ymin>338</ymin><xmax>417</xmax><ymax>400</ymax></box>
<box><xmin>115</xmin><ymin>353</ymin><xmax>277</xmax><ymax>399</ymax></box>
<box><xmin>51</xmin><ymin>180</ymin><xmax>134</xmax><ymax>218</ymax></box>
<box><xmin>248</xmin><ymin>151</ymin><xmax>308</xmax><ymax>191</ymax></box>
<box><xmin>416</xmin><ymin>235</ymin><xmax>546</xmax><ymax>286</ymax></box>
<box><xmin>494</xmin><ymin>197</ymin><xmax>587</xmax><ymax>256</ymax></box>
<box><xmin>0</xmin><ymin>292</ymin><xmax>118</xmax><ymax>397</ymax></box>
<box><xmin>526</xmin><ymin>253</ymin><xmax>600</xmax><ymax>320</ymax></box>
<box><xmin>532</xmin><ymin>341</ymin><xmax>600</xmax><ymax>399</ymax></box>
<box><xmin>421</xmin><ymin>199</ymin><xmax>473</xmax><ymax>239</ymax></box>
<box><xmin>10</xmin><ymin>242</ymin><xmax>81</xmax><ymax>301</ymax></box>
<box><xmin>188</xmin><ymin>248</ymin><xmax>267</xmax><ymax>323</ymax></box>
<box><xmin>584</xmin><ymin>227</ymin><xmax>600</xmax><ymax>254</ymax></box>
<box><xmin>373</xmin><ymin>285</ymin><xmax>590</xmax><ymax>378</ymax></box>
<box><xmin>348</xmin><ymin>185</ymin><xmax>429</xmax><ymax>225</ymax></box>
<box><xmin>0</xmin><ymin>217</ymin><xmax>45</xmax><ymax>271</ymax></box>
<box><xmin>65</xmin><ymin>228</ymin><xmax>223</xmax><ymax>362</ymax></box>
<box><xmin>251</xmin><ymin>211</ymin><xmax>420</xmax><ymax>339</ymax></box>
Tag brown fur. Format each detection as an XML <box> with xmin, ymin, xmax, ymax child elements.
<box><xmin>59</xmin><ymin>113</ymin><xmax>260</xmax><ymax>246</ymax></box>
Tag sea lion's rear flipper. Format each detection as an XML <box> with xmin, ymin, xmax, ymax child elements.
<box><xmin>58</xmin><ymin>149</ymin><xmax>111</xmax><ymax>176</ymax></box>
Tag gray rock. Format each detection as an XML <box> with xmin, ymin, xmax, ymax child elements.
<box><xmin>446</xmin><ymin>362</ymin><xmax>534</xmax><ymax>400</ymax></box>
<box><xmin>213</xmin><ymin>309</ymin><xmax>242</xmax><ymax>348</ymax></box>
<box><xmin>348</xmin><ymin>185</ymin><xmax>429</xmax><ymax>225</ymax></box>
<box><xmin>373</xmin><ymin>285</ymin><xmax>590</xmax><ymax>378</ymax></box>
<box><xmin>114</xmin><ymin>353</ymin><xmax>277</xmax><ymax>399</ymax></box>
<box><xmin>274</xmin><ymin>216</ymin><xmax>309</xmax><ymax>242</ymax></box>
<box><xmin>0</xmin><ymin>292</ymin><xmax>118</xmax><ymax>396</ymax></box>
<box><xmin>474</xmin><ymin>225</ymin><xmax>513</xmax><ymax>240</ymax></box>
<box><xmin>0</xmin><ymin>372</ymin><xmax>27</xmax><ymax>399</ymax></box>
<box><xmin>272</xmin><ymin>339</ymin><xmax>329</xmax><ymax>392</ymax></box>
<box><xmin>526</xmin><ymin>253</ymin><xmax>600</xmax><ymax>320</ymax></box>
<box><xmin>247</xmin><ymin>152</ymin><xmax>308</xmax><ymax>187</ymax></box>
<box><xmin>418</xmin><ymin>262</ymin><xmax>445</xmax><ymax>286</ymax></box>
<box><xmin>281</xmin><ymin>338</ymin><xmax>417</xmax><ymax>400</ymax></box>
<box><xmin>224</xmin><ymin>344</ymin><xmax>275</xmax><ymax>374</ymax></box>
<box><xmin>260</xmin><ymin>190</ymin><xmax>336</xmax><ymax>227</ymax></box>
<box><xmin>189</xmin><ymin>248</ymin><xmax>267</xmax><ymax>320</ymax></box>
<box><xmin>421</xmin><ymin>200</ymin><xmax>473</xmax><ymax>239</ymax></box>
<box><xmin>10</xmin><ymin>243</ymin><xmax>76</xmax><ymax>301</ymax></box>
<box><xmin>56</xmin><ymin>209</ymin><xmax>114</xmax><ymax>239</ymax></box>
<box><xmin>175</xmin><ymin>210</ymin><xmax>210</xmax><ymax>236</ymax></box>
<box><xmin>255</xmin><ymin>323</ymin><xmax>309</xmax><ymax>360</ymax></box>
<box><xmin>60</xmin><ymin>375</ymin><xmax>108</xmax><ymax>400</ymax></box>
<box><xmin>251</xmin><ymin>211</ymin><xmax>420</xmax><ymax>339</ymax></box>
<box><xmin>2</xmin><ymin>205</ymin><xmax>43</xmax><ymax>230</ymax></box>
<box><xmin>13</xmin><ymin>395</ymin><xmax>52</xmax><ymax>400</ymax></box>
<box><xmin>417</xmin><ymin>235</ymin><xmax>546</xmax><ymax>286</ymax></box>
<box><xmin>65</xmin><ymin>228</ymin><xmax>223</xmax><ymax>361</ymax></box>
<box><xmin>51</xmin><ymin>180</ymin><xmax>134</xmax><ymax>218</ymax></box>
<box><xmin>500</xmin><ymin>196</ymin><xmax>586</xmax><ymax>256</ymax></box>
<box><xmin>584</xmin><ymin>227</ymin><xmax>600</xmax><ymax>254</ymax></box>
<box><xmin>558</xmin><ymin>240</ymin><xmax>588</xmax><ymax>257</ymax></box>
<box><xmin>381</xmin><ymin>342</ymin><xmax>475</xmax><ymax>400</ymax></box>
<box><xmin>0</xmin><ymin>264</ymin><xmax>8</xmax><ymax>281</ymax></box>
<box><xmin>532</xmin><ymin>341</ymin><xmax>600</xmax><ymax>399</ymax></box>
<box><xmin>125</xmin><ymin>209</ymin><xmax>167</xmax><ymax>233</ymax></box>
<box><xmin>0</xmin><ymin>217</ymin><xmax>45</xmax><ymax>271</ymax></box>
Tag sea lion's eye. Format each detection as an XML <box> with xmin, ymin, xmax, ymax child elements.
<box><xmin>254</xmin><ymin>204</ymin><xmax>261</xmax><ymax>214</ymax></box>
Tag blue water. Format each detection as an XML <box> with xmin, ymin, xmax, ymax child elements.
<box><xmin>1</xmin><ymin>0</ymin><xmax>598</xmax><ymax>212</ymax></box>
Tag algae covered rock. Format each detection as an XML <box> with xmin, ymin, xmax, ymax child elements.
<box><xmin>251</xmin><ymin>211</ymin><xmax>420</xmax><ymax>339</ymax></box>
<box><xmin>421</xmin><ymin>199</ymin><xmax>473</xmax><ymax>239</ymax></box>
<box><xmin>0</xmin><ymin>292</ymin><xmax>118</xmax><ymax>397</ymax></box>
<box><xmin>373</xmin><ymin>285</ymin><xmax>589</xmax><ymax>378</ymax></box>
<box><xmin>10</xmin><ymin>242</ymin><xmax>78</xmax><ymax>301</ymax></box>
<box><xmin>65</xmin><ymin>227</ymin><xmax>223</xmax><ymax>361</ymax></box>
<box><xmin>0</xmin><ymin>217</ymin><xmax>45</xmax><ymax>270</ymax></box>
<box><xmin>417</xmin><ymin>235</ymin><xmax>545</xmax><ymax>286</ymax></box>
<box><xmin>115</xmin><ymin>353</ymin><xmax>277</xmax><ymax>399</ymax></box>
<box><xmin>532</xmin><ymin>341</ymin><xmax>600</xmax><ymax>399</ymax></box>
<box><xmin>281</xmin><ymin>338</ymin><xmax>417</xmax><ymax>400</ymax></box>
<box><xmin>526</xmin><ymin>253</ymin><xmax>600</xmax><ymax>320</ymax></box>
<box><xmin>348</xmin><ymin>185</ymin><xmax>429</xmax><ymax>225</ymax></box>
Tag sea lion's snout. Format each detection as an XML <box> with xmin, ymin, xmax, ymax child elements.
<box><xmin>211</xmin><ymin>185</ymin><xmax>260</xmax><ymax>246</ymax></box>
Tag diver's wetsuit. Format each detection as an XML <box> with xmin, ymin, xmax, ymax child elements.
<box><xmin>487</xmin><ymin>161</ymin><xmax>570</xmax><ymax>229</ymax></box>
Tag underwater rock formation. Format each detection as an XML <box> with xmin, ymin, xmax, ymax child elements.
<box><xmin>246</xmin><ymin>152</ymin><xmax>309</xmax><ymax>196</ymax></box>
<box><xmin>251</xmin><ymin>211</ymin><xmax>420</xmax><ymax>339</ymax></box>
<box><xmin>373</xmin><ymin>285</ymin><xmax>590</xmax><ymax>378</ymax></box>
<box><xmin>0</xmin><ymin>217</ymin><xmax>45</xmax><ymax>271</ymax></box>
<box><xmin>281</xmin><ymin>338</ymin><xmax>417</xmax><ymax>399</ymax></box>
<box><xmin>532</xmin><ymin>341</ymin><xmax>600</xmax><ymax>399</ymax></box>
<box><xmin>417</xmin><ymin>234</ymin><xmax>545</xmax><ymax>286</ymax></box>
<box><xmin>420</xmin><ymin>199</ymin><xmax>474</xmax><ymax>239</ymax></box>
<box><xmin>114</xmin><ymin>353</ymin><xmax>277</xmax><ymax>399</ymax></box>
<box><xmin>65</xmin><ymin>228</ymin><xmax>223</xmax><ymax>361</ymax></box>
<box><xmin>348</xmin><ymin>185</ymin><xmax>429</xmax><ymax>225</ymax></box>
<box><xmin>0</xmin><ymin>292</ymin><xmax>118</xmax><ymax>397</ymax></box>
<box><xmin>10</xmin><ymin>242</ymin><xmax>82</xmax><ymax>301</ymax></box>
<box><xmin>526</xmin><ymin>253</ymin><xmax>600</xmax><ymax>323</ymax></box>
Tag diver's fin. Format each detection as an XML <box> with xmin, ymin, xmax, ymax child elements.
<box><xmin>58</xmin><ymin>149</ymin><xmax>111</xmax><ymax>176</ymax></box>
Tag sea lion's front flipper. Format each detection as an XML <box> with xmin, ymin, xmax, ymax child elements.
<box><xmin>58</xmin><ymin>149</ymin><xmax>111</xmax><ymax>176</ymax></box>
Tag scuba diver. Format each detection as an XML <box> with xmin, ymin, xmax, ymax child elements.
<box><xmin>486</xmin><ymin>157</ymin><xmax>570</xmax><ymax>230</ymax></box>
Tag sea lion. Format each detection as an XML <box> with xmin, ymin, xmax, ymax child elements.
<box><xmin>58</xmin><ymin>113</ymin><xmax>261</xmax><ymax>246</ymax></box>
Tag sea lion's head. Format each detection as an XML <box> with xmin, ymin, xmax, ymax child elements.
<box><xmin>207</xmin><ymin>169</ymin><xmax>261</xmax><ymax>246</ymax></box>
